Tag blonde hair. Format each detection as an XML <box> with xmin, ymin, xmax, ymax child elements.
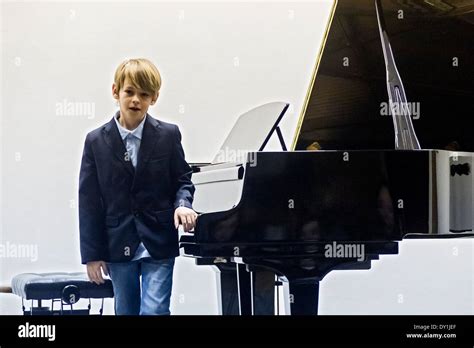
<box><xmin>114</xmin><ymin>58</ymin><xmax>162</xmax><ymax>95</ymax></box>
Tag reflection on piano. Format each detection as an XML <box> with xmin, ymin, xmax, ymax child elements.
<box><xmin>180</xmin><ymin>0</ymin><xmax>474</xmax><ymax>315</ymax></box>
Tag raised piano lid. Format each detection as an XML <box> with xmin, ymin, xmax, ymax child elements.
<box><xmin>296</xmin><ymin>0</ymin><xmax>474</xmax><ymax>152</ymax></box>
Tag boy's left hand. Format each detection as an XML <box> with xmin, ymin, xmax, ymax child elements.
<box><xmin>174</xmin><ymin>207</ymin><xmax>198</xmax><ymax>232</ymax></box>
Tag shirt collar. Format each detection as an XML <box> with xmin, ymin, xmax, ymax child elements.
<box><xmin>114</xmin><ymin>111</ymin><xmax>146</xmax><ymax>141</ymax></box>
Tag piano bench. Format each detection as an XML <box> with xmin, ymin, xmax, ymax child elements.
<box><xmin>10</xmin><ymin>272</ymin><xmax>114</xmax><ymax>315</ymax></box>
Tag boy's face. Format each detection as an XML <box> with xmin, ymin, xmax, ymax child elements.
<box><xmin>112</xmin><ymin>77</ymin><xmax>159</xmax><ymax>120</ymax></box>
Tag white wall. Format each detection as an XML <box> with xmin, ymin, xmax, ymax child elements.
<box><xmin>1</xmin><ymin>0</ymin><xmax>472</xmax><ymax>315</ymax></box>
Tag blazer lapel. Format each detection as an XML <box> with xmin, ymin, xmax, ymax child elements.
<box><xmin>132</xmin><ymin>114</ymin><xmax>162</xmax><ymax>188</ymax></box>
<box><xmin>102</xmin><ymin>116</ymin><xmax>135</xmax><ymax>177</ymax></box>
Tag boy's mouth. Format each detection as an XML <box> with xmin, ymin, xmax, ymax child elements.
<box><xmin>130</xmin><ymin>107</ymin><xmax>141</xmax><ymax>111</ymax></box>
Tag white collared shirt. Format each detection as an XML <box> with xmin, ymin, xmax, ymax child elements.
<box><xmin>114</xmin><ymin>113</ymin><xmax>146</xmax><ymax>168</ymax></box>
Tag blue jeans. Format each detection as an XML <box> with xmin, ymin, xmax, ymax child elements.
<box><xmin>107</xmin><ymin>257</ymin><xmax>175</xmax><ymax>315</ymax></box>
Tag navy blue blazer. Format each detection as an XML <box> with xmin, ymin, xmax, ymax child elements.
<box><xmin>79</xmin><ymin>113</ymin><xmax>195</xmax><ymax>264</ymax></box>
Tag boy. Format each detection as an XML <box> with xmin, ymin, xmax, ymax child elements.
<box><xmin>79</xmin><ymin>58</ymin><xmax>197</xmax><ymax>315</ymax></box>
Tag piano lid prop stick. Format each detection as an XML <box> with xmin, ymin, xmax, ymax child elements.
<box><xmin>375</xmin><ymin>0</ymin><xmax>421</xmax><ymax>150</ymax></box>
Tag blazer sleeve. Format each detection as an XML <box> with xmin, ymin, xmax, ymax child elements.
<box><xmin>78</xmin><ymin>134</ymin><xmax>107</xmax><ymax>264</ymax></box>
<box><xmin>171</xmin><ymin>125</ymin><xmax>195</xmax><ymax>210</ymax></box>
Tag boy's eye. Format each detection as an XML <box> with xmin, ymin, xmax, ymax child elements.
<box><xmin>141</xmin><ymin>93</ymin><xmax>149</xmax><ymax>97</ymax></box>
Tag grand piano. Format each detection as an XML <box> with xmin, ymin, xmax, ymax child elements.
<box><xmin>180</xmin><ymin>0</ymin><xmax>474</xmax><ymax>315</ymax></box>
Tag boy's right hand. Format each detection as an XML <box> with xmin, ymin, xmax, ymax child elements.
<box><xmin>86</xmin><ymin>261</ymin><xmax>109</xmax><ymax>285</ymax></box>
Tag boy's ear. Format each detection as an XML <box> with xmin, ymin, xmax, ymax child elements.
<box><xmin>112</xmin><ymin>84</ymin><xmax>119</xmax><ymax>99</ymax></box>
<box><xmin>151</xmin><ymin>91</ymin><xmax>159</xmax><ymax>105</ymax></box>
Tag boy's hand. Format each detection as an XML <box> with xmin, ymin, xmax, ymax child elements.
<box><xmin>174</xmin><ymin>207</ymin><xmax>198</xmax><ymax>232</ymax></box>
<box><xmin>86</xmin><ymin>261</ymin><xmax>109</xmax><ymax>285</ymax></box>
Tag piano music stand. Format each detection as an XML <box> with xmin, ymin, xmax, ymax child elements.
<box><xmin>211</xmin><ymin>102</ymin><xmax>290</xmax><ymax>164</ymax></box>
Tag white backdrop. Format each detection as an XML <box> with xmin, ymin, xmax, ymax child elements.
<box><xmin>1</xmin><ymin>0</ymin><xmax>472</xmax><ymax>315</ymax></box>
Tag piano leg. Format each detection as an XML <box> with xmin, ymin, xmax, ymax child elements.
<box><xmin>236</xmin><ymin>264</ymin><xmax>253</xmax><ymax>315</ymax></box>
<box><xmin>236</xmin><ymin>265</ymin><xmax>277</xmax><ymax>315</ymax></box>
<box><xmin>217</xmin><ymin>264</ymin><xmax>240</xmax><ymax>315</ymax></box>
<box><xmin>252</xmin><ymin>270</ymin><xmax>275</xmax><ymax>315</ymax></box>
<box><xmin>289</xmin><ymin>281</ymin><xmax>319</xmax><ymax>315</ymax></box>
<box><xmin>217</xmin><ymin>264</ymin><xmax>276</xmax><ymax>315</ymax></box>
